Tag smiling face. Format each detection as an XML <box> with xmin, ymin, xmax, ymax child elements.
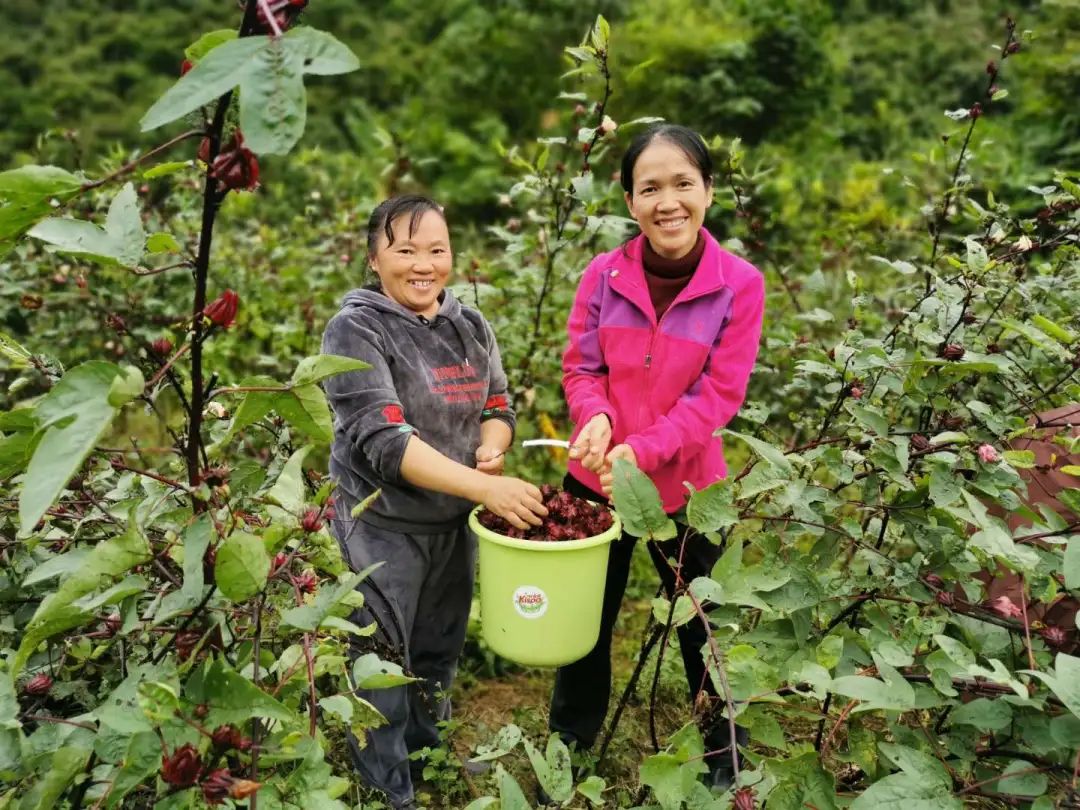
<box><xmin>624</xmin><ymin>138</ymin><xmax>713</xmax><ymax>260</ymax></box>
<box><xmin>370</xmin><ymin>210</ymin><xmax>452</xmax><ymax>318</ymax></box>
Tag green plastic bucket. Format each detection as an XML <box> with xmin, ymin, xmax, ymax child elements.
<box><xmin>469</xmin><ymin>505</ymin><xmax>622</xmax><ymax>667</ymax></box>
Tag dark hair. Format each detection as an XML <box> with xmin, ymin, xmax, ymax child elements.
<box><xmin>365</xmin><ymin>194</ymin><xmax>445</xmax><ymax>263</ymax></box>
<box><xmin>620</xmin><ymin>124</ymin><xmax>713</xmax><ymax>196</ymax></box>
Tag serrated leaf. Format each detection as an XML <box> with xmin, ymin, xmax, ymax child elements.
<box><xmin>610</xmin><ymin>458</ymin><xmax>677</xmax><ymax>540</ymax></box>
<box><xmin>686</xmin><ymin>479</ymin><xmax>738</xmax><ymax>532</ymax></box>
<box><xmin>190</xmin><ymin>660</ymin><xmax>292</xmax><ymax>725</ymax></box>
<box><xmin>267</xmin><ymin>446</ymin><xmax>311</xmax><ymax>515</ymax></box>
<box><xmin>28</xmin><ymin>183</ymin><xmax>144</xmax><ymax>266</ymax></box>
<box><xmin>1002</xmin><ymin>450</ymin><xmax>1036</xmax><ymax>469</ymax></box>
<box><xmin>214</xmin><ymin>531</ymin><xmax>269</xmax><ymax>602</ymax></box>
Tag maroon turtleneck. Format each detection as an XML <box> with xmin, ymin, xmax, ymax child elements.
<box><xmin>642</xmin><ymin>233</ymin><xmax>704</xmax><ymax>321</ymax></box>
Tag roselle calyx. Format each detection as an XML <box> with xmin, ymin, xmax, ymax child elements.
<box><xmin>161</xmin><ymin>743</ymin><xmax>202</xmax><ymax>787</ymax></box>
<box><xmin>204</xmin><ymin>290</ymin><xmax>239</xmax><ymax>328</ymax></box>
<box><xmin>300</xmin><ymin>508</ymin><xmax>323</xmax><ymax>533</ymax></box>
<box><xmin>23</xmin><ymin>673</ymin><xmax>53</xmax><ymax>696</ymax></box>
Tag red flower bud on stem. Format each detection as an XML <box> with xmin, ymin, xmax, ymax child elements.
<box><xmin>939</xmin><ymin>343</ymin><xmax>966</xmax><ymax>361</ymax></box>
<box><xmin>1040</xmin><ymin>625</ymin><xmax>1068</xmax><ymax>649</ymax></box>
<box><xmin>151</xmin><ymin>337</ymin><xmax>174</xmax><ymax>356</ymax></box>
<box><xmin>204</xmin><ymin>290</ymin><xmax>239</xmax><ymax>329</ymax></box>
<box><xmin>300</xmin><ymin>508</ymin><xmax>323</xmax><ymax>533</ymax></box>
<box><xmin>23</xmin><ymin>673</ymin><xmax>53</xmax><ymax>696</ymax></box>
<box><xmin>161</xmin><ymin>743</ymin><xmax>203</xmax><ymax>787</ymax></box>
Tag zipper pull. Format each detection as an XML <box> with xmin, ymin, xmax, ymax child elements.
<box><xmin>645</xmin><ymin>353</ymin><xmax>652</xmax><ymax>368</ymax></box>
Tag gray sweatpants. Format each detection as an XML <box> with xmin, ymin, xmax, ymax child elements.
<box><xmin>330</xmin><ymin>509</ymin><xmax>476</xmax><ymax>809</ymax></box>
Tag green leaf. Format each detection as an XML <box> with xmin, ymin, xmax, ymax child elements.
<box><xmin>847</xmin><ymin>402</ymin><xmax>890</xmax><ymax>437</ymax></box>
<box><xmin>142</xmin><ymin>161</ymin><xmax>193</xmax><ymax>179</ymax></box>
<box><xmin>189</xmin><ymin>660</ymin><xmax>293</xmax><ymax>725</ymax></box>
<box><xmin>239</xmin><ymin>37</ymin><xmax>307</xmax><ymax>156</ymax></box>
<box><xmin>143</xmin><ymin>29</ymin><xmax>358</xmax><ymax>156</ymax></box>
<box><xmin>285</xmin><ymin>28</ymin><xmax>362</xmax><ymax>75</ymax></box>
<box><xmin>934</xmin><ymin>635</ymin><xmax>976</xmax><ymax>669</ymax></box>
<box><xmin>184</xmin><ymin>29</ymin><xmax>237</xmax><ymax>61</ymax></box>
<box><xmin>830</xmin><ymin>674</ymin><xmax>914</xmax><ymax>712</ymax></box>
<box><xmin>21</xmin><ymin>745</ymin><xmax>92</xmax><ymax>810</ymax></box>
<box><xmin>0</xmin><ymin>165</ymin><xmax>84</xmax><ymax>253</ymax></box>
<box><xmin>686</xmin><ymin>479</ymin><xmax>738</xmax><ymax>533</ymax></box>
<box><xmin>1031</xmin><ymin>314</ymin><xmax>1075</xmax><ymax>345</ymax></box>
<box><xmin>997</xmin><ymin>760</ymin><xmax>1048</xmax><ymax>797</ymax></box>
<box><xmin>610</xmin><ymin>459</ymin><xmax>677</xmax><ymax>540</ymax></box>
<box><xmin>577</xmin><ymin>775</ymin><xmax>606</xmax><ymax>804</ymax></box>
<box><xmin>352</xmin><ymin>653</ymin><xmax>418</xmax><ymax>689</ymax></box>
<box><xmin>267</xmin><ymin>446</ymin><xmax>312</xmax><ymax>515</ymax></box>
<box><xmin>141</xmin><ymin>36</ymin><xmax>267</xmax><ymax>131</ymax></box>
<box><xmin>16</xmin><ymin>521</ymin><xmax>150</xmax><ymax>673</ymax></box>
<box><xmin>0</xmin><ymin>331</ymin><xmax>33</xmax><ymax>369</ymax></box>
<box><xmin>155</xmin><ymin>515</ymin><xmax>212</xmax><ymax>623</ymax></box>
<box><xmin>290</xmin><ymin>354</ymin><xmax>371</xmax><ymax>387</ymax></box>
<box><xmin>214</xmin><ymin>531</ymin><xmax>270</xmax><ymax>602</ymax></box>
<box><xmin>850</xmin><ymin>773</ymin><xmax>962</xmax><ymax>809</ymax></box>
<box><xmin>1026</xmin><ymin>653</ymin><xmax>1080</xmax><ymax>720</ymax></box>
<box><xmin>280</xmin><ymin>564</ymin><xmax>381</xmax><ymax>632</ymax></box>
<box><xmin>878</xmin><ymin>743</ymin><xmax>950</xmax><ymax>788</ymax></box>
<box><xmin>951</xmin><ymin>697</ymin><xmax>1012</xmax><ymax>731</ymax></box>
<box><xmin>1002</xmin><ymin>450</ymin><xmax>1036</xmax><ymax>469</ymax></box>
<box><xmin>28</xmin><ymin>183</ymin><xmax>144</xmax><ymax>266</ymax></box>
<box><xmin>496</xmin><ymin>763</ymin><xmax>530</xmax><ymax>810</ymax></box>
<box><xmin>722</xmin><ymin>428</ymin><xmax>794</xmax><ymax>473</ymax></box>
<box><xmin>146</xmin><ymin>232</ymin><xmax>181</xmax><ymax>254</ymax></box>
<box><xmin>1065</xmin><ymin>539</ymin><xmax>1080</xmax><ymax>591</ymax></box>
<box><xmin>524</xmin><ymin>735</ymin><xmax>572</xmax><ymax>804</ymax></box>
<box><xmin>470</xmin><ymin>724</ymin><xmax>523</xmax><ymax>763</ymax></box>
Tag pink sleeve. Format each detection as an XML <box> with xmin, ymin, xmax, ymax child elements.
<box><xmin>562</xmin><ymin>259</ymin><xmax>617</xmax><ymax>434</ymax></box>
<box><xmin>626</xmin><ymin>270</ymin><xmax>764</xmax><ymax>472</ymax></box>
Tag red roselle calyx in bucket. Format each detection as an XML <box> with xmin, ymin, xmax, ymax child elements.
<box><xmin>477</xmin><ymin>484</ymin><xmax>613</xmax><ymax>541</ymax></box>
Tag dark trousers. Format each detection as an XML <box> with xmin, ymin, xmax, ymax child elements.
<box><xmin>549</xmin><ymin>474</ymin><xmax>735</xmax><ymax>754</ymax></box>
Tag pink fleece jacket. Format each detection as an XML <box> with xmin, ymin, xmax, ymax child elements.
<box><xmin>563</xmin><ymin>229</ymin><xmax>765</xmax><ymax>513</ymax></box>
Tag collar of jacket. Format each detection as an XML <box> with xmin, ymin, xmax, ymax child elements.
<box><xmin>607</xmin><ymin>229</ymin><xmax>729</xmax><ymax>325</ymax></box>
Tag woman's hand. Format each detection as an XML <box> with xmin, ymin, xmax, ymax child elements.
<box><xmin>475</xmin><ymin>444</ymin><xmax>506</xmax><ymax>476</ymax></box>
<box><xmin>479</xmin><ymin>476</ymin><xmax>548</xmax><ymax>530</ymax></box>
<box><xmin>569</xmin><ymin>414</ymin><xmax>612</xmax><ymax>473</ymax></box>
<box><xmin>599</xmin><ymin>443</ymin><xmax>637</xmax><ymax>495</ymax></box>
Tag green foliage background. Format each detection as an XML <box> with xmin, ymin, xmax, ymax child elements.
<box><xmin>3</xmin><ymin>2</ymin><xmax>1080</xmax><ymax>808</ymax></box>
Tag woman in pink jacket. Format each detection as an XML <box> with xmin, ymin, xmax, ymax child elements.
<box><xmin>547</xmin><ymin>124</ymin><xmax>764</xmax><ymax>794</ymax></box>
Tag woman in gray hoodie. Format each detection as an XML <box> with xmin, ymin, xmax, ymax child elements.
<box><xmin>322</xmin><ymin>195</ymin><xmax>547</xmax><ymax>808</ymax></box>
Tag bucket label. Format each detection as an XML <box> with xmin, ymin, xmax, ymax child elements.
<box><xmin>512</xmin><ymin>586</ymin><xmax>548</xmax><ymax>619</ymax></box>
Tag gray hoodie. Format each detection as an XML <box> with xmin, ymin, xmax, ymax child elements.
<box><xmin>321</xmin><ymin>287</ymin><xmax>515</xmax><ymax>533</ymax></box>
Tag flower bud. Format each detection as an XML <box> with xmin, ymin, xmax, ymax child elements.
<box><xmin>733</xmin><ymin>787</ymin><xmax>757</xmax><ymax>810</ymax></box>
<box><xmin>939</xmin><ymin>343</ymin><xmax>966</xmax><ymax>361</ymax></box>
<box><xmin>849</xmin><ymin>385</ymin><xmax>863</xmax><ymax>400</ymax></box>
<box><xmin>935</xmin><ymin>590</ymin><xmax>954</xmax><ymax>608</ymax></box>
<box><xmin>925</xmin><ymin>573</ymin><xmax>944</xmax><ymax>588</ymax></box>
<box><xmin>204</xmin><ymin>290</ymin><xmax>239</xmax><ymax>329</ymax></box>
<box><xmin>294</xmin><ymin>571</ymin><xmax>318</xmax><ymax>594</ymax></box>
<box><xmin>1040</xmin><ymin>625</ymin><xmax>1068</xmax><ymax>649</ymax></box>
<box><xmin>969</xmin><ymin>102</ymin><xmax>983</xmax><ymax>119</ymax></box>
<box><xmin>211</xmin><ymin>725</ymin><xmax>245</xmax><ymax>751</ymax></box>
<box><xmin>977</xmin><ymin>444</ymin><xmax>1001</xmax><ymax>464</ymax></box>
<box><xmin>300</xmin><ymin>508</ymin><xmax>323</xmax><ymax>533</ymax></box>
<box><xmin>151</xmin><ymin>337</ymin><xmax>174</xmax><ymax>356</ymax></box>
<box><xmin>161</xmin><ymin>743</ymin><xmax>203</xmax><ymax>787</ymax></box>
<box><xmin>910</xmin><ymin>434</ymin><xmax>930</xmax><ymax>452</ymax></box>
<box><xmin>23</xmin><ymin>673</ymin><xmax>53</xmax><ymax>696</ymax></box>
<box><xmin>271</xmin><ymin>551</ymin><xmax>288</xmax><ymax>574</ymax></box>
<box><xmin>201</xmin><ymin>769</ymin><xmax>234</xmax><ymax>805</ymax></box>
